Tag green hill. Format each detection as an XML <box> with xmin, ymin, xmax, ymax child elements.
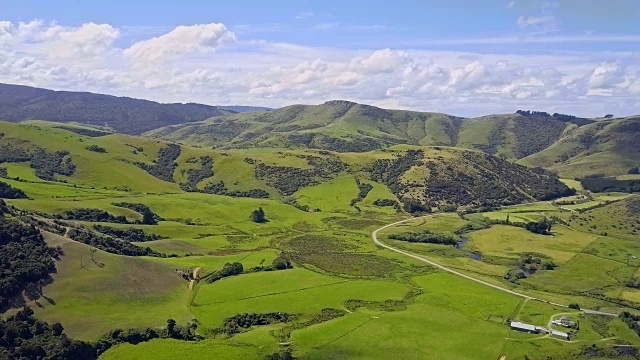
<box><xmin>144</xmin><ymin>101</ymin><xmax>581</xmax><ymax>159</ymax></box>
<box><xmin>0</xmin><ymin>121</ymin><xmax>570</xmax><ymax>210</ymax></box>
<box><xmin>519</xmin><ymin>116</ymin><xmax>640</xmax><ymax>177</ymax></box>
<box><xmin>0</xmin><ymin>82</ymin><xmax>231</xmax><ymax>134</ymax></box>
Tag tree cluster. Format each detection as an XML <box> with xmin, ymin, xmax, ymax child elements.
<box><xmin>0</xmin><ymin>307</ymin><xmax>96</xmax><ymax>360</ymax></box>
<box><xmin>250</xmin><ymin>207</ymin><xmax>267</xmax><ymax>223</ymax></box>
<box><xmin>92</xmin><ymin>224</ymin><xmax>166</xmax><ymax>242</ymax></box>
<box><xmin>54</xmin><ymin>126</ymin><xmax>111</xmax><ymax>137</ymax></box>
<box><xmin>201</xmin><ymin>180</ymin><xmax>269</xmax><ymax>199</ymax></box>
<box><xmin>255</xmin><ymin>155</ymin><xmax>347</xmax><ymax>196</ymax></box>
<box><xmin>620</xmin><ymin>311</ymin><xmax>640</xmax><ymax>337</ymax></box>
<box><xmin>112</xmin><ymin>202</ymin><xmax>163</xmax><ymax>224</ymax></box>
<box><xmin>136</xmin><ymin>144</ymin><xmax>181</xmax><ymax>183</ymax></box>
<box><xmin>580</xmin><ymin>176</ymin><xmax>640</xmax><ymax>193</ymax></box>
<box><xmin>349</xmin><ymin>179</ymin><xmax>373</xmax><ymax>206</ymax></box>
<box><xmin>0</xmin><ymin>218</ymin><xmax>58</xmax><ymax>309</ymax></box>
<box><xmin>372</xmin><ymin>199</ymin><xmax>398</xmax><ymax>207</ymax></box>
<box><xmin>66</xmin><ymin>228</ymin><xmax>162</xmax><ymax>257</ymax></box>
<box><xmin>524</xmin><ymin>218</ymin><xmax>553</xmax><ymax>235</ymax></box>
<box><xmin>0</xmin><ymin>181</ymin><xmax>27</xmax><ymax>199</ymax></box>
<box><xmin>388</xmin><ymin>230</ymin><xmax>458</xmax><ymax>245</ymax></box>
<box><xmin>179</xmin><ymin>156</ymin><xmax>213</xmax><ymax>192</ymax></box>
<box><xmin>206</xmin><ymin>262</ymin><xmax>244</xmax><ymax>283</ymax></box>
<box><xmin>58</xmin><ymin>208</ymin><xmax>131</xmax><ymax>224</ymax></box>
<box><xmin>29</xmin><ymin>149</ymin><xmax>76</xmax><ymax>181</ymax></box>
<box><xmin>629</xmin><ymin>167</ymin><xmax>639</xmax><ymax>175</ymax></box>
<box><xmin>85</xmin><ymin>144</ymin><xmax>107</xmax><ymax>153</ymax></box>
<box><xmin>368</xmin><ymin>150</ymin><xmax>423</xmax><ymax>194</ymax></box>
<box><xmin>220</xmin><ymin>312</ymin><xmax>293</xmax><ymax>335</ymax></box>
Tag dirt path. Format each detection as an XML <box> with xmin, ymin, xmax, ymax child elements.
<box><xmin>189</xmin><ymin>267</ymin><xmax>202</xmax><ymax>291</ymax></box>
<box><xmin>372</xmin><ymin>214</ymin><xmax>618</xmax><ymax>316</ymax></box>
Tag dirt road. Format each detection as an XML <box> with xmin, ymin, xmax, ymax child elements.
<box><xmin>371</xmin><ymin>214</ymin><xmax>618</xmax><ymax>316</ymax></box>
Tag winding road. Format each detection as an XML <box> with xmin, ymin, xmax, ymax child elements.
<box><xmin>371</xmin><ymin>214</ymin><xmax>618</xmax><ymax>317</ymax></box>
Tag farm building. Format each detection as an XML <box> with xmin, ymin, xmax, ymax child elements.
<box><xmin>552</xmin><ymin>315</ymin><xmax>577</xmax><ymax>328</ymax></box>
<box><xmin>510</xmin><ymin>321</ymin><xmax>538</xmax><ymax>333</ymax></box>
<box><xmin>551</xmin><ymin>330</ymin><xmax>570</xmax><ymax>340</ymax></box>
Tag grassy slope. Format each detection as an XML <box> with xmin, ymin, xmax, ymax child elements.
<box><xmin>144</xmin><ymin>103</ymin><xmax>578</xmax><ymax>160</ymax></box>
<box><xmin>520</xmin><ymin>116</ymin><xmax>640</xmax><ymax>177</ymax></box>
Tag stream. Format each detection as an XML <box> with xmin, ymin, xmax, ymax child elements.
<box><xmin>456</xmin><ymin>237</ymin><xmax>481</xmax><ymax>260</ymax></box>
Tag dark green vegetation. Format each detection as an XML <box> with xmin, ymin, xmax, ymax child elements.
<box><xmin>250</xmin><ymin>207</ymin><xmax>267</xmax><ymax>223</ymax></box>
<box><xmin>0</xmin><ymin>307</ymin><xmax>96</xmax><ymax>360</ymax></box>
<box><xmin>0</xmin><ymin>83</ymin><xmax>229</xmax><ymax>134</ymax></box>
<box><xmin>86</xmin><ymin>144</ymin><xmax>108</xmax><ymax>153</ymax></box>
<box><xmin>92</xmin><ymin>225</ymin><xmax>166</xmax><ymax>242</ymax></box>
<box><xmin>581</xmin><ymin>176</ymin><xmax>640</xmax><ymax>193</ymax></box>
<box><xmin>58</xmin><ymin>208</ymin><xmax>131</xmax><ymax>224</ymax></box>
<box><xmin>388</xmin><ymin>230</ymin><xmax>458</xmax><ymax>245</ymax></box>
<box><xmin>218</xmin><ymin>313</ymin><xmax>293</xmax><ymax>335</ymax></box>
<box><xmin>205</xmin><ymin>262</ymin><xmax>244</xmax><ymax>283</ymax></box>
<box><xmin>66</xmin><ymin>228</ymin><xmax>162</xmax><ymax>257</ymax></box>
<box><xmin>0</xmin><ymin>214</ymin><xmax>58</xmax><ymax>309</ymax></box>
<box><xmin>137</xmin><ymin>143</ymin><xmax>181</xmax><ymax>183</ymax></box>
<box><xmin>620</xmin><ymin>312</ymin><xmax>640</xmax><ymax>337</ymax></box>
<box><xmin>0</xmin><ymin>180</ymin><xmax>27</xmax><ymax>199</ymax></box>
<box><xmin>370</xmin><ymin>149</ymin><xmax>572</xmax><ymax>210</ymax></box>
<box><xmin>112</xmin><ymin>203</ymin><xmax>162</xmax><ymax>224</ymax></box>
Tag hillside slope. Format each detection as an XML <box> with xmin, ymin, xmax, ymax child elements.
<box><xmin>520</xmin><ymin>117</ymin><xmax>640</xmax><ymax>177</ymax></box>
<box><xmin>0</xmin><ymin>83</ymin><xmax>231</xmax><ymax>134</ymax></box>
<box><xmin>0</xmin><ymin>121</ymin><xmax>570</xmax><ymax>210</ymax></box>
<box><xmin>145</xmin><ymin>101</ymin><xmax>581</xmax><ymax>158</ymax></box>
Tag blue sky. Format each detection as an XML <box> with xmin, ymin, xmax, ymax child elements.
<box><xmin>1</xmin><ymin>0</ymin><xmax>640</xmax><ymax>116</ymax></box>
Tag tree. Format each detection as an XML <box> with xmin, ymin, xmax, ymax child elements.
<box><xmin>250</xmin><ymin>208</ymin><xmax>266</xmax><ymax>223</ymax></box>
<box><xmin>604</xmin><ymin>114</ymin><xmax>614</xmax><ymax>118</ymax></box>
<box><xmin>141</xmin><ymin>208</ymin><xmax>157</xmax><ymax>225</ymax></box>
<box><xmin>629</xmin><ymin>167</ymin><xmax>639</xmax><ymax>175</ymax></box>
<box><xmin>166</xmin><ymin>319</ymin><xmax>176</xmax><ymax>336</ymax></box>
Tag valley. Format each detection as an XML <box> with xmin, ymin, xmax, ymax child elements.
<box><xmin>1</xmin><ymin>106</ymin><xmax>640</xmax><ymax>360</ymax></box>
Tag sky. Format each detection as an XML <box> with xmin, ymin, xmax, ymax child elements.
<box><xmin>1</xmin><ymin>0</ymin><xmax>640</xmax><ymax>117</ymax></box>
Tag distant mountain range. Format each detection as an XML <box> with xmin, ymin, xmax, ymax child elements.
<box><xmin>0</xmin><ymin>83</ymin><xmax>637</xmax><ymax>177</ymax></box>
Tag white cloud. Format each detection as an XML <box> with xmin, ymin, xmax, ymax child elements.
<box><xmin>313</xmin><ymin>23</ymin><xmax>338</xmax><ymax>31</ymax></box>
<box><xmin>1</xmin><ymin>19</ymin><xmax>639</xmax><ymax>117</ymax></box>
<box><xmin>124</xmin><ymin>23</ymin><xmax>236</xmax><ymax>61</ymax></box>
<box><xmin>507</xmin><ymin>1</ymin><xmax>516</xmax><ymax>8</ymax></box>
<box><xmin>517</xmin><ymin>15</ymin><xmax>556</xmax><ymax>28</ymax></box>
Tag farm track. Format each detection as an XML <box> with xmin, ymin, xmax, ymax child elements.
<box><xmin>372</xmin><ymin>214</ymin><xmax>618</xmax><ymax>317</ymax></box>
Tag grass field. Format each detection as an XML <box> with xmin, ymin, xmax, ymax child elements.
<box><xmin>3</xmin><ymin>120</ymin><xmax>640</xmax><ymax>359</ymax></box>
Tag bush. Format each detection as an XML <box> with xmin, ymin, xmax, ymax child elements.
<box><xmin>206</xmin><ymin>262</ymin><xmax>244</xmax><ymax>283</ymax></box>
<box><xmin>86</xmin><ymin>144</ymin><xmax>107</xmax><ymax>153</ymax></box>
<box><xmin>0</xmin><ymin>180</ymin><xmax>27</xmax><ymax>199</ymax></box>
<box><xmin>388</xmin><ymin>230</ymin><xmax>458</xmax><ymax>245</ymax></box>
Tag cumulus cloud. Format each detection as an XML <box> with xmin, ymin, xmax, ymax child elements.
<box><xmin>517</xmin><ymin>15</ymin><xmax>556</xmax><ymax>29</ymax></box>
<box><xmin>1</xmin><ymin>19</ymin><xmax>639</xmax><ymax>117</ymax></box>
<box><xmin>124</xmin><ymin>23</ymin><xmax>236</xmax><ymax>61</ymax></box>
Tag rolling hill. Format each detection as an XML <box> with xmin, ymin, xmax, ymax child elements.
<box><xmin>0</xmin><ymin>120</ymin><xmax>571</xmax><ymax>210</ymax></box>
<box><xmin>144</xmin><ymin>100</ymin><xmax>586</xmax><ymax>159</ymax></box>
<box><xmin>520</xmin><ymin>116</ymin><xmax>640</xmax><ymax>177</ymax></box>
<box><xmin>0</xmin><ymin>83</ymin><xmax>232</xmax><ymax>134</ymax></box>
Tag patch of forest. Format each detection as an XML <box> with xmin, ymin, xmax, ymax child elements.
<box><xmin>255</xmin><ymin>155</ymin><xmax>347</xmax><ymax>196</ymax></box>
<box><xmin>54</xmin><ymin>126</ymin><xmax>112</xmax><ymax>137</ymax></box>
<box><xmin>580</xmin><ymin>176</ymin><xmax>640</xmax><ymax>193</ymax></box>
<box><xmin>112</xmin><ymin>202</ymin><xmax>163</xmax><ymax>224</ymax></box>
<box><xmin>179</xmin><ymin>156</ymin><xmax>213</xmax><ymax>191</ymax></box>
<box><xmin>388</xmin><ymin>229</ymin><xmax>458</xmax><ymax>245</ymax></box>
<box><xmin>92</xmin><ymin>224</ymin><xmax>167</xmax><ymax>242</ymax></box>
<box><xmin>136</xmin><ymin>143</ymin><xmax>181</xmax><ymax>182</ymax></box>
<box><xmin>422</xmin><ymin>152</ymin><xmax>573</xmax><ymax>208</ymax></box>
<box><xmin>0</xmin><ymin>180</ymin><xmax>27</xmax><ymax>199</ymax></box>
<box><xmin>58</xmin><ymin>208</ymin><xmax>131</xmax><ymax>224</ymax></box>
<box><xmin>0</xmin><ymin>141</ymin><xmax>76</xmax><ymax>182</ymax></box>
<box><xmin>0</xmin><ymin>214</ymin><xmax>59</xmax><ymax>309</ymax></box>
<box><xmin>66</xmin><ymin>227</ymin><xmax>164</xmax><ymax>257</ymax></box>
